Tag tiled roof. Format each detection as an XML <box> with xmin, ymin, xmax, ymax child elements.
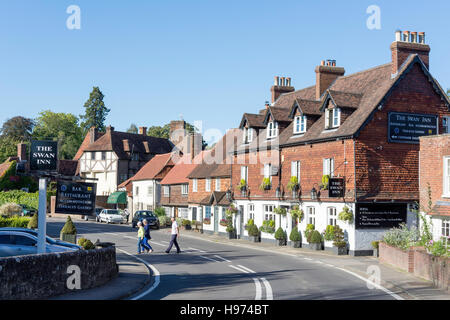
<box><xmin>326</xmin><ymin>90</ymin><xmax>363</xmax><ymax>109</ymax></box>
<box><xmin>160</xmin><ymin>152</ymin><xmax>205</xmax><ymax>185</ymax></box>
<box><xmin>58</xmin><ymin>160</ymin><xmax>78</xmax><ymax>176</ymax></box>
<box><xmin>188</xmin><ymin>164</ymin><xmax>231</xmax><ymax>179</ymax></box>
<box><xmin>430</xmin><ymin>205</ymin><xmax>450</xmax><ymax>217</ymax></box>
<box><xmin>130</xmin><ymin>153</ymin><xmax>175</xmax><ymax>182</ymax></box>
<box><xmin>73</xmin><ymin>130</ymin><xmax>104</xmax><ymax>161</ymax></box>
<box><xmin>290</xmin><ymin>99</ymin><xmax>322</xmax><ymax>117</ymax></box>
<box><xmin>264</xmin><ymin>106</ymin><xmax>291</xmax><ymax>124</ymax></box>
<box><xmin>240</xmin><ymin>113</ymin><xmax>266</xmax><ymax>129</ymax></box>
<box><xmin>199</xmin><ymin>192</ymin><xmax>231</xmax><ymax>206</ymax></box>
<box><xmin>273</xmin><ymin>85</ymin><xmax>316</xmax><ymax>108</ymax></box>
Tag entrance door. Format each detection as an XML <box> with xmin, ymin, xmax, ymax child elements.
<box><xmin>238</xmin><ymin>205</ymin><xmax>244</xmax><ymax>239</ymax></box>
<box><xmin>214</xmin><ymin>206</ymin><xmax>219</xmax><ymax>233</ymax></box>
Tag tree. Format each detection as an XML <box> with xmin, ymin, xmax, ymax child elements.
<box><xmin>32</xmin><ymin>110</ymin><xmax>84</xmax><ymax>160</ymax></box>
<box><xmin>0</xmin><ymin>116</ymin><xmax>34</xmax><ymax>141</ymax></box>
<box><xmin>80</xmin><ymin>87</ymin><xmax>110</xmax><ymax>133</ymax></box>
<box><xmin>127</xmin><ymin>124</ymin><xmax>138</xmax><ymax>134</ymax></box>
<box><xmin>0</xmin><ymin>136</ymin><xmax>20</xmax><ymax>163</ymax></box>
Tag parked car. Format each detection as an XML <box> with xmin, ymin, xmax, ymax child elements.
<box><xmin>19</xmin><ymin>204</ymin><xmax>37</xmax><ymax>217</ymax></box>
<box><xmin>131</xmin><ymin>210</ymin><xmax>160</xmax><ymax>229</ymax></box>
<box><xmin>0</xmin><ymin>231</ymin><xmax>79</xmax><ymax>258</ymax></box>
<box><xmin>98</xmin><ymin>209</ymin><xmax>125</xmax><ymax>224</ymax></box>
<box><xmin>0</xmin><ymin>227</ymin><xmax>81</xmax><ymax>250</ymax></box>
<box><xmin>82</xmin><ymin>207</ymin><xmax>103</xmax><ymax>222</ymax></box>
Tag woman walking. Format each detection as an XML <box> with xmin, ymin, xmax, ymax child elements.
<box><xmin>142</xmin><ymin>219</ymin><xmax>153</xmax><ymax>253</ymax></box>
<box><xmin>137</xmin><ymin>221</ymin><xmax>151</xmax><ymax>254</ymax></box>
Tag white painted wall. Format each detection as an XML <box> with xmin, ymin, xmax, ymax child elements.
<box><xmin>132</xmin><ymin>180</ymin><xmax>161</xmax><ymax>213</ymax></box>
<box><xmin>80</xmin><ymin>151</ymin><xmax>118</xmax><ymax>196</ymax></box>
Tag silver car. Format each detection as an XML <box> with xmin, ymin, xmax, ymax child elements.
<box><xmin>0</xmin><ymin>231</ymin><xmax>77</xmax><ymax>258</ymax></box>
<box><xmin>99</xmin><ymin>209</ymin><xmax>125</xmax><ymax>224</ymax></box>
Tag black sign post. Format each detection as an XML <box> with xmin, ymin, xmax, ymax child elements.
<box><xmin>329</xmin><ymin>178</ymin><xmax>345</xmax><ymax>198</ymax></box>
<box><xmin>388</xmin><ymin>112</ymin><xmax>438</xmax><ymax>144</ymax></box>
<box><xmin>56</xmin><ymin>181</ymin><xmax>97</xmax><ymax>215</ymax></box>
<box><xmin>30</xmin><ymin>140</ymin><xmax>58</xmax><ymax>172</ymax></box>
<box><xmin>355</xmin><ymin>203</ymin><xmax>407</xmax><ymax>229</ymax></box>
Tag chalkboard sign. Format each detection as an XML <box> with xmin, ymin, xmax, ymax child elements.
<box><xmin>388</xmin><ymin>112</ymin><xmax>437</xmax><ymax>144</ymax></box>
<box><xmin>56</xmin><ymin>181</ymin><xmax>97</xmax><ymax>215</ymax></box>
<box><xmin>329</xmin><ymin>178</ymin><xmax>345</xmax><ymax>198</ymax></box>
<box><xmin>355</xmin><ymin>203</ymin><xmax>407</xmax><ymax>229</ymax></box>
<box><xmin>30</xmin><ymin>140</ymin><xmax>58</xmax><ymax>172</ymax></box>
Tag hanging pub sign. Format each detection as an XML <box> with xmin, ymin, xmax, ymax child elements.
<box><xmin>388</xmin><ymin>112</ymin><xmax>438</xmax><ymax>144</ymax></box>
<box><xmin>30</xmin><ymin>140</ymin><xmax>58</xmax><ymax>172</ymax></box>
<box><xmin>328</xmin><ymin>178</ymin><xmax>345</xmax><ymax>198</ymax></box>
<box><xmin>355</xmin><ymin>203</ymin><xmax>407</xmax><ymax>229</ymax></box>
<box><xmin>55</xmin><ymin>181</ymin><xmax>97</xmax><ymax>215</ymax></box>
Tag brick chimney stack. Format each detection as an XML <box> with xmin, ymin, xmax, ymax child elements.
<box><xmin>270</xmin><ymin>76</ymin><xmax>295</xmax><ymax>104</ymax></box>
<box><xmin>89</xmin><ymin>126</ymin><xmax>99</xmax><ymax>144</ymax></box>
<box><xmin>139</xmin><ymin>126</ymin><xmax>147</xmax><ymax>136</ymax></box>
<box><xmin>315</xmin><ymin>60</ymin><xmax>345</xmax><ymax>100</ymax></box>
<box><xmin>391</xmin><ymin>30</ymin><xmax>430</xmax><ymax>75</ymax></box>
<box><xmin>17</xmin><ymin>143</ymin><xmax>27</xmax><ymax>162</ymax></box>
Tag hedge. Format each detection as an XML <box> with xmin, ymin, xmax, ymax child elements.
<box><xmin>0</xmin><ymin>190</ymin><xmax>39</xmax><ymax>210</ymax></box>
<box><xmin>0</xmin><ymin>216</ymin><xmax>31</xmax><ymax>228</ymax></box>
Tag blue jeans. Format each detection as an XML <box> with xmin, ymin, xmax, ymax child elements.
<box><xmin>138</xmin><ymin>238</ymin><xmax>151</xmax><ymax>253</ymax></box>
<box><xmin>143</xmin><ymin>237</ymin><xmax>153</xmax><ymax>251</ymax></box>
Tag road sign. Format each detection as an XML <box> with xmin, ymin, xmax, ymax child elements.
<box><xmin>388</xmin><ymin>112</ymin><xmax>438</xmax><ymax>144</ymax></box>
<box><xmin>30</xmin><ymin>140</ymin><xmax>58</xmax><ymax>172</ymax></box>
<box><xmin>55</xmin><ymin>181</ymin><xmax>97</xmax><ymax>215</ymax></box>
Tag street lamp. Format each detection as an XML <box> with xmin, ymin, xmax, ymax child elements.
<box><xmin>311</xmin><ymin>187</ymin><xmax>318</xmax><ymax>200</ymax></box>
<box><xmin>275</xmin><ymin>186</ymin><xmax>281</xmax><ymax>199</ymax></box>
<box><xmin>226</xmin><ymin>188</ymin><xmax>233</xmax><ymax>201</ymax></box>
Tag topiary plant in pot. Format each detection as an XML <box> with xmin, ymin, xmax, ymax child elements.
<box><xmin>332</xmin><ymin>225</ymin><xmax>348</xmax><ymax>255</ymax></box>
<box><xmin>27</xmin><ymin>213</ymin><xmax>38</xmax><ymax>230</ymax></box>
<box><xmin>60</xmin><ymin>216</ymin><xmax>77</xmax><ymax>244</ymax></box>
<box><xmin>274</xmin><ymin>227</ymin><xmax>287</xmax><ymax>246</ymax></box>
<box><xmin>247</xmin><ymin>223</ymin><xmax>260</xmax><ymax>243</ymax></box>
<box><xmin>309</xmin><ymin>230</ymin><xmax>323</xmax><ymax>250</ymax></box>
<box><xmin>289</xmin><ymin>227</ymin><xmax>302</xmax><ymax>248</ymax></box>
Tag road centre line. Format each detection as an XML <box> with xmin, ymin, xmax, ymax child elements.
<box><xmin>229</xmin><ymin>265</ymin><xmax>250</xmax><ymax>273</ymax></box>
<box><xmin>253</xmin><ymin>278</ymin><xmax>262</xmax><ymax>300</ymax></box>
<box><xmin>260</xmin><ymin>278</ymin><xmax>273</xmax><ymax>300</ymax></box>
<box><xmin>199</xmin><ymin>255</ymin><xmax>219</xmax><ymax>263</ymax></box>
<box><xmin>188</xmin><ymin>247</ymin><xmax>207</xmax><ymax>253</ymax></box>
<box><xmin>214</xmin><ymin>255</ymin><xmax>231</xmax><ymax>263</ymax></box>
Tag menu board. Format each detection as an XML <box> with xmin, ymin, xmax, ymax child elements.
<box><xmin>355</xmin><ymin>203</ymin><xmax>407</xmax><ymax>229</ymax></box>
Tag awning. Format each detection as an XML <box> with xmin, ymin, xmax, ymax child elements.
<box><xmin>107</xmin><ymin>191</ymin><xmax>127</xmax><ymax>204</ymax></box>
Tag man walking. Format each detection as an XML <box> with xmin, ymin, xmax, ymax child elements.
<box><xmin>165</xmin><ymin>217</ymin><xmax>181</xmax><ymax>254</ymax></box>
<box><xmin>143</xmin><ymin>219</ymin><xmax>153</xmax><ymax>253</ymax></box>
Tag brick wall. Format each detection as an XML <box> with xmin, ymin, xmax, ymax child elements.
<box><xmin>160</xmin><ymin>184</ymin><xmax>188</xmax><ymax>206</ymax></box>
<box><xmin>379</xmin><ymin>242</ymin><xmax>414</xmax><ymax>273</ymax></box>
<box><xmin>189</xmin><ymin>177</ymin><xmax>231</xmax><ymax>204</ymax></box>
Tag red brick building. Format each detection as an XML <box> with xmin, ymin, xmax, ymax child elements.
<box><xmin>231</xmin><ymin>31</ymin><xmax>450</xmax><ymax>255</ymax></box>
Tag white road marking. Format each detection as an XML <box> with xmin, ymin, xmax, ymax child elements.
<box><xmin>304</xmin><ymin>257</ymin><xmax>313</xmax><ymax>261</ymax></box>
<box><xmin>214</xmin><ymin>255</ymin><xmax>231</xmax><ymax>263</ymax></box>
<box><xmin>149</xmin><ymin>241</ymin><xmax>165</xmax><ymax>247</ymax></box>
<box><xmin>237</xmin><ymin>265</ymin><xmax>256</xmax><ymax>273</ymax></box>
<box><xmin>229</xmin><ymin>265</ymin><xmax>250</xmax><ymax>273</ymax></box>
<box><xmin>260</xmin><ymin>278</ymin><xmax>273</xmax><ymax>300</ymax></box>
<box><xmin>199</xmin><ymin>255</ymin><xmax>219</xmax><ymax>263</ymax></box>
<box><xmin>160</xmin><ymin>240</ymin><xmax>169</xmax><ymax>244</ymax></box>
<box><xmin>253</xmin><ymin>278</ymin><xmax>262</xmax><ymax>300</ymax></box>
<box><xmin>188</xmin><ymin>247</ymin><xmax>207</xmax><ymax>253</ymax></box>
<box><xmin>117</xmin><ymin>248</ymin><xmax>160</xmax><ymax>300</ymax></box>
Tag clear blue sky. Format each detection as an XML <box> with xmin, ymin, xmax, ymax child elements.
<box><xmin>0</xmin><ymin>0</ymin><xmax>449</xmax><ymax>145</ymax></box>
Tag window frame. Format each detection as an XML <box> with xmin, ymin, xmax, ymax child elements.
<box><xmin>323</xmin><ymin>158</ymin><xmax>335</xmax><ymax>177</ymax></box>
<box><xmin>215</xmin><ymin>178</ymin><xmax>221</xmax><ymax>192</ymax></box>
<box><xmin>442</xmin><ymin>219</ymin><xmax>450</xmax><ymax>237</ymax></box>
<box><xmin>205</xmin><ymin>178</ymin><xmax>211</xmax><ymax>192</ymax></box>
<box><xmin>307</xmin><ymin>206</ymin><xmax>316</xmax><ymax>225</ymax></box>
<box><xmin>192</xmin><ymin>178</ymin><xmax>198</xmax><ymax>193</ymax></box>
<box><xmin>163</xmin><ymin>186</ymin><xmax>170</xmax><ymax>197</ymax></box>
<box><xmin>264</xmin><ymin>204</ymin><xmax>274</xmax><ymax>221</ymax></box>
<box><xmin>267</xmin><ymin>121</ymin><xmax>279</xmax><ymax>139</ymax></box>
<box><xmin>294</xmin><ymin>115</ymin><xmax>307</xmax><ymax>134</ymax></box>
<box><xmin>181</xmin><ymin>184</ymin><xmax>189</xmax><ymax>195</ymax></box>
<box><xmin>248</xmin><ymin>204</ymin><xmax>255</xmax><ymax>221</ymax></box>
<box><xmin>291</xmin><ymin>161</ymin><xmax>300</xmax><ymax>181</ymax></box>
<box><xmin>443</xmin><ymin>116</ymin><xmax>450</xmax><ymax>134</ymax></box>
<box><xmin>327</xmin><ymin>207</ymin><xmax>337</xmax><ymax>226</ymax></box>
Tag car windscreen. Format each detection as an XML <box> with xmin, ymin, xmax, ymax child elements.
<box><xmin>137</xmin><ymin>211</ymin><xmax>155</xmax><ymax>218</ymax></box>
<box><xmin>106</xmin><ymin>210</ymin><xmax>121</xmax><ymax>215</ymax></box>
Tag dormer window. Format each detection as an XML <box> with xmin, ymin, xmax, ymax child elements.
<box><xmin>294</xmin><ymin>115</ymin><xmax>307</xmax><ymax>134</ymax></box>
<box><xmin>325</xmin><ymin>107</ymin><xmax>341</xmax><ymax>129</ymax></box>
<box><xmin>267</xmin><ymin>121</ymin><xmax>279</xmax><ymax>139</ymax></box>
<box><xmin>242</xmin><ymin>127</ymin><xmax>253</xmax><ymax>144</ymax></box>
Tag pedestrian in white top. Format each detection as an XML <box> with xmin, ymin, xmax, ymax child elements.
<box><xmin>165</xmin><ymin>217</ymin><xmax>181</xmax><ymax>254</ymax></box>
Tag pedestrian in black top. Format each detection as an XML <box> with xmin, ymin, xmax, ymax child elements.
<box><xmin>143</xmin><ymin>219</ymin><xmax>153</xmax><ymax>253</ymax></box>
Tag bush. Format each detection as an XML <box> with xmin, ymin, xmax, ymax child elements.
<box><xmin>0</xmin><ymin>216</ymin><xmax>30</xmax><ymax>228</ymax></box>
<box><xmin>260</xmin><ymin>220</ymin><xmax>275</xmax><ymax>234</ymax></box>
<box><xmin>382</xmin><ymin>223</ymin><xmax>419</xmax><ymax>251</ymax></box>
<box><xmin>259</xmin><ymin>177</ymin><xmax>271</xmax><ymax>191</ymax></box>
<box><xmin>333</xmin><ymin>225</ymin><xmax>346</xmax><ymax>248</ymax></box>
<box><xmin>338</xmin><ymin>206</ymin><xmax>354</xmax><ymax>223</ymax></box>
<box><xmin>28</xmin><ymin>213</ymin><xmax>38</xmax><ymax>229</ymax></box>
<box><xmin>181</xmin><ymin>219</ymin><xmax>191</xmax><ymax>227</ymax></box>
<box><xmin>321</xmin><ymin>175</ymin><xmax>330</xmax><ymax>190</ymax></box>
<box><xmin>0</xmin><ymin>202</ymin><xmax>23</xmax><ymax>217</ymax></box>
<box><xmin>428</xmin><ymin>239</ymin><xmax>449</xmax><ymax>257</ymax></box>
<box><xmin>0</xmin><ymin>190</ymin><xmax>39</xmax><ymax>211</ymax></box>
<box><xmin>61</xmin><ymin>216</ymin><xmax>77</xmax><ymax>235</ymax></box>
<box><xmin>309</xmin><ymin>230</ymin><xmax>322</xmax><ymax>244</ymax></box>
<box><xmin>245</xmin><ymin>219</ymin><xmax>254</xmax><ymax>230</ymax></box>
<box><xmin>323</xmin><ymin>225</ymin><xmax>335</xmax><ymax>241</ymax></box>
<box><xmin>304</xmin><ymin>224</ymin><xmax>315</xmax><ymax>242</ymax></box>
<box><xmin>289</xmin><ymin>227</ymin><xmax>301</xmax><ymax>242</ymax></box>
<box><xmin>274</xmin><ymin>227</ymin><xmax>286</xmax><ymax>240</ymax></box>
<box><xmin>176</xmin><ymin>217</ymin><xmax>183</xmax><ymax>226</ymax></box>
<box><xmin>154</xmin><ymin>207</ymin><xmax>166</xmax><ymax>217</ymax></box>
<box><xmin>371</xmin><ymin>241</ymin><xmax>380</xmax><ymax>249</ymax></box>
<box><xmin>159</xmin><ymin>215</ymin><xmax>170</xmax><ymax>227</ymax></box>
<box><xmin>78</xmin><ymin>238</ymin><xmax>95</xmax><ymax>250</ymax></box>
<box><xmin>248</xmin><ymin>224</ymin><xmax>259</xmax><ymax>237</ymax></box>
<box><xmin>286</xmin><ymin>176</ymin><xmax>299</xmax><ymax>191</ymax></box>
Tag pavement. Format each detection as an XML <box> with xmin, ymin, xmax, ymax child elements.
<box><xmin>48</xmin><ymin>220</ymin><xmax>449</xmax><ymax>300</ymax></box>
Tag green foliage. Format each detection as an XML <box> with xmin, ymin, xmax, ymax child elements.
<box><xmin>323</xmin><ymin>225</ymin><xmax>335</xmax><ymax>241</ymax></box>
<box><xmin>154</xmin><ymin>207</ymin><xmax>166</xmax><ymax>217</ymax></box>
<box><xmin>203</xmin><ymin>217</ymin><xmax>211</xmax><ymax>225</ymax></box>
<box><xmin>0</xmin><ymin>136</ymin><xmax>22</xmax><ymax>163</ymax></box>
<box><xmin>290</xmin><ymin>205</ymin><xmax>304</xmax><ymax>222</ymax></box>
<box><xmin>0</xmin><ymin>190</ymin><xmax>39</xmax><ymax>210</ymax></box>
<box><xmin>248</xmin><ymin>223</ymin><xmax>260</xmax><ymax>237</ymax></box>
<box><xmin>80</xmin><ymin>87</ymin><xmax>110</xmax><ymax>133</ymax></box>
<box><xmin>238</xmin><ymin>179</ymin><xmax>247</xmax><ymax>191</ymax></box>
<box><xmin>127</xmin><ymin>124</ymin><xmax>138</xmax><ymax>134</ymax></box>
<box><xmin>309</xmin><ymin>230</ymin><xmax>323</xmax><ymax>244</ymax></box>
<box><xmin>260</xmin><ymin>220</ymin><xmax>275</xmax><ymax>234</ymax></box>
<box><xmin>245</xmin><ymin>219</ymin><xmax>254</xmax><ymax>230</ymax></box>
<box><xmin>61</xmin><ymin>216</ymin><xmax>77</xmax><ymax>235</ymax></box>
<box><xmin>428</xmin><ymin>239</ymin><xmax>449</xmax><ymax>257</ymax></box>
<box><xmin>181</xmin><ymin>219</ymin><xmax>191</xmax><ymax>227</ymax></box>
<box><xmin>259</xmin><ymin>177</ymin><xmax>271</xmax><ymax>191</ymax></box>
<box><xmin>0</xmin><ymin>116</ymin><xmax>34</xmax><ymax>141</ymax></box>
<box><xmin>0</xmin><ymin>161</ymin><xmax>38</xmax><ymax>192</ymax></box>
<box><xmin>286</xmin><ymin>176</ymin><xmax>299</xmax><ymax>191</ymax></box>
<box><xmin>226</xmin><ymin>204</ymin><xmax>238</xmax><ymax>215</ymax></box>
<box><xmin>158</xmin><ymin>215</ymin><xmax>171</xmax><ymax>227</ymax></box>
<box><xmin>28</xmin><ymin>213</ymin><xmax>38</xmax><ymax>229</ymax></box>
<box><xmin>371</xmin><ymin>241</ymin><xmax>380</xmax><ymax>249</ymax></box>
<box><xmin>0</xmin><ymin>202</ymin><xmax>23</xmax><ymax>216</ymax></box>
<box><xmin>338</xmin><ymin>206</ymin><xmax>354</xmax><ymax>223</ymax></box>
<box><xmin>321</xmin><ymin>175</ymin><xmax>330</xmax><ymax>190</ymax></box>
<box><xmin>333</xmin><ymin>225</ymin><xmax>346</xmax><ymax>248</ymax></box>
<box><xmin>382</xmin><ymin>223</ymin><xmax>420</xmax><ymax>251</ymax></box>
<box><xmin>274</xmin><ymin>227</ymin><xmax>287</xmax><ymax>240</ymax></box>
<box><xmin>274</xmin><ymin>207</ymin><xmax>287</xmax><ymax>216</ymax></box>
<box><xmin>78</xmin><ymin>238</ymin><xmax>95</xmax><ymax>250</ymax></box>
<box><xmin>0</xmin><ymin>216</ymin><xmax>31</xmax><ymax>228</ymax></box>
<box><xmin>304</xmin><ymin>224</ymin><xmax>315</xmax><ymax>242</ymax></box>
<box><xmin>289</xmin><ymin>227</ymin><xmax>301</xmax><ymax>242</ymax></box>
<box><xmin>32</xmin><ymin>110</ymin><xmax>84</xmax><ymax>160</ymax></box>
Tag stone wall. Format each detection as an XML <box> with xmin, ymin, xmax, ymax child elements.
<box><xmin>0</xmin><ymin>247</ymin><xmax>118</xmax><ymax>300</ymax></box>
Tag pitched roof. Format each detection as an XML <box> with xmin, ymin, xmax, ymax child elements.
<box><xmin>239</xmin><ymin>113</ymin><xmax>266</xmax><ymax>129</ymax></box>
<box><xmin>199</xmin><ymin>192</ymin><xmax>231</xmax><ymax>206</ymax></box>
<box><xmin>325</xmin><ymin>90</ymin><xmax>363</xmax><ymax>109</ymax></box>
<box><xmin>160</xmin><ymin>152</ymin><xmax>205</xmax><ymax>185</ymax></box>
<box><xmin>130</xmin><ymin>153</ymin><xmax>175</xmax><ymax>182</ymax></box>
<box><xmin>73</xmin><ymin>130</ymin><xmax>104</xmax><ymax>161</ymax></box>
<box><xmin>431</xmin><ymin>205</ymin><xmax>450</xmax><ymax>217</ymax></box>
<box><xmin>188</xmin><ymin>164</ymin><xmax>231</xmax><ymax>179</ymax></box>
<box><xmin>289</xmin><ymin>99</ymin><xmax>322</xmax><ymax>117</ymax></box>
<box><xmin>263</xmin><ymin>106</ymin><xmax>291</xmax><ymax>124</ymax></box>
<box><xmin>273</xmin><ymin>85</ymin><xmax>316</xmax><ymax>107</ymax></box>
<box><xmin>83</xmin><ymin>129</ymin><xmax>174</xmax><ymax>160</ymax></box>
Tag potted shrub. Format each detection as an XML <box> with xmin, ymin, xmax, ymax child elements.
<box><xmin>27</xmin><ymin>213</ymin><xmax>38</xmax><ymax>229</ymax></box>
<box><xmin>304</xmin><ymin>224</ymin><xmax>315</xmax><ymax>242</ymax></box>
<box><xmin>332</xmin><ymin>225</ymin><xmax>348</xmax><ymax>255</ymax></box>
<box><xmin>78</xmin><ymin>237</ymin><xmax>95</xmax><ymax>250</ymax></box>
<box><xmin>372</xmin><ymin>241</ymin><xmax>380</xmax><ymax>257</ymax></box>
<box><xmin>338</xmin><ymin>206</ymin><xmax>354</xmax><ymax>224</ymax></box>
<box><xmin>323</xmin><ymin>225</ymin><xmax>335</xmax><ymax>248</ymax></box>
<box><xmin>274</xmin><ymin>227</ymin><xmax>287</xmax><ymax>246</ymax></box>
<box><xmin>260</xmin><ymin>220</ymin><xmax>275</xmax><ymax>234</ymax></box>
<box><xmin>247</xmin><ymin>223</ymin><xmax>260</xmax><ymax>242</ymax></box>
<box><xmin>309</xmin><ymin>230</ymin><xmax>323</xmax><ymax>250</ymax></box>
<box><xmin>182</xmin><ymin>219</ymin><xmax>192</xmax><ymax>230</ymax></box>
<box><xmin>244</xmin><ymin>218</ymin><xmax>254</xmax><ymax>231</ymax></box>
<box><xmin>259</xmin><ymin>177</ymin><xmax>271</xmax><ymax>191</ymax></box>
<box><xmin>226</xmin><ymin>224</ymin><xmax>236</xmax><ymax>239</ymax></box>
<box><xmin>60</xmin><ymin>216</ymin><xmax>77</xmax><ymax>244</ymax></box>
<box><xmin>289</xmin><ymin>227</ymin><xmax>302</xmax><ymax>248</ymax></box>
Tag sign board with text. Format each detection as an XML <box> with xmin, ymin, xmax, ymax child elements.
<box><xmin>30</xmin><ymin>140</ymin><xmax>58</xmax><ymax>172</ymax></box>
<box><xmin>328</xmin><ymin>178</ymin><xmax>345</xmax><ymax>198</ymax></box>
<box><xmin>55</xmin><ymin>181</ymin><xmax>97</xmax><ymax>215</ymax></box>
<box><xmin>355</xmin><ymin>203</ymin><xmax>407</xmax><ymax>229</ymax></box>
<box><xmin>388</xmin><ymin>112</ymin><xmax>438</xmax><ymax>144</ymax></box>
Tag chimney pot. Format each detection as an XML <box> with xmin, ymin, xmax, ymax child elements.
<box><xmin>321</xmin><ymin>60</ymin><xmax>326</xmax><ymax>66</ymax></box>
<box><xmin>410</xmin><ymin>32</ymin><xmax>417</xmax><ymax>43</ymax></box>
<box><xmin>274</xmin><ymin>76</ymin><xmax>279</xmax><ymax>86</ymax></box>
<box><xmin>418</xmin><ymin>32</ymin><xmax>425</xmax><ymax>44</ymax></box>
<box><xmin>403</xmin><ymin>30</ymin><xmax>411</xmax><ymax>42</ymax></box>
<box><xmin>395</xmin><ymin>30</ymin><xmax>402</xmax><ymax>42</ymax></box>
<box><xmin>271</xmin><ymin>75</ymin><xmax>295</xmax><ymax>103</ymax></box>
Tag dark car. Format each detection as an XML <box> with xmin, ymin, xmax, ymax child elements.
<box><xmin>131</xmin><ymin>210</ymin><xmax>160</xmax><ymax>229</ymax></box>
<box><xmin>20</xmin><ymin>204</ymin><xmax>37</xmax><ymax>217</ymax></box>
